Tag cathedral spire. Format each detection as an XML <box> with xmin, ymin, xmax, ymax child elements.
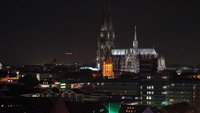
<box><xmin>102</xmin><ymin>0</ymin><xmax>112</xmax><ymax>29</ymax></box>
<box><xmin>134</xmin><ymin>25</ymin><xmax>137</xmax><ymax>41</ymax></box>
<box><xmin>133</xmin><ymin>25</ymin><xmax>138</xmax><ymax>49</ymax></box>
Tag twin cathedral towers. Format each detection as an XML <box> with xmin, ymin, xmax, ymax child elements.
<box><xmin>96</xmin><ymin>3</ymin><xmax>166</xmax><ymax>77</ymax></box>
<box><xmin>96</xmin><ymin>3</ymin><xmax>114</xmax><ymax>71</ymax></box>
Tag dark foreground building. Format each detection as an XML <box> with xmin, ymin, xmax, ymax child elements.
<box><xmin>0</xmin><ymin>97</ymin><xmax>108</xmax><ymax>113</ymax></box>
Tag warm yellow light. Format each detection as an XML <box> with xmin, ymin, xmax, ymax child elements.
<box><xmin>197</xmin><ymin>75</ymin><xmax>200</xmax><ymax>79</ymax></box>
<box><xmin>102</xmin><ymin>60</ymin><xmax>114</xmax><ymax>78</ymax></box>
<box><xmin>0</xmin><ymin>76</ymin><xmax>19</xmax><ymax>82</ymax></box>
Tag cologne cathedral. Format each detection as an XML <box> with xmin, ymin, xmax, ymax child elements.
<box><xmin>96</xmin><ymin>4</ymin><xmax>166</xmax><ymax>76</ymax></box>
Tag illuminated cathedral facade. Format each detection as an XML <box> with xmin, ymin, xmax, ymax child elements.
<box><xmin>111</xmin><ymin>26</ymin><xmax>166</xmax><ymax>73</ymax></box>
<box><xmin>96</xmin><ymin>4</ymin><xmax>166</xmax><ymax>74</ymax></box>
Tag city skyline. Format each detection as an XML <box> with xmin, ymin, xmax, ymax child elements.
<box><xmin>0</xmin><ymin>0</ymin><xmax>199</xmax><ymax>65</ymax></box>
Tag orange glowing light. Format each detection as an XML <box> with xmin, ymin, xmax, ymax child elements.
<box><xmin>102</xmin><ymin>57</ymin><xmax>114</xmax><ymax>78</ymax></box>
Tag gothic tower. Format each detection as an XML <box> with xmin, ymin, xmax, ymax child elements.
<box><xmin>96</xmin><ymin>1</ymin><xmax>115</xmax><ymax>70</ymax></box>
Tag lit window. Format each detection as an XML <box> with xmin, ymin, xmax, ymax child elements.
<box><xmin>146</xmin><ymin>96</ymin><xmax>152</xmax><ymax>100</ymax></box>
<box><xmin>147</xmin><ymin>76</ymin><xmax>151</xmax><ymax>79</ymax></box>
<box><xmin>147</xmin><ymin>86</ymin><xmax>154</xmax><ymax>89</ymax></box>
<box><xmin>162</xmin><ymin>92</ymin><xmax>167</xmax><ymax>95</ymax></box>
<box><xmin>163</xmin><ymin>86</ymin><xmax>167</xmax><ymax>89</ymax></box>
<box><xmin>162</xmin><ymin>76</ymin><xmax>167</xmax><ymax>79</ymax></box>
<box><xmin>147</xmin><ymin>101</ymin><xmax>152</xmax><ymax>105</ymax></box>
<box><xmin>100</xmin><ymin>33</ymin><xmax>104</xmax><ymax>37</ymax></box>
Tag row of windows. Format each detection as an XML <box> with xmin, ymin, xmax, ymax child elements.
<box><xmin>147</xmin><ymin>101</ymin><xmax>152</xmax><ymax>105</ymax></box>
<box><xmin>146</xmin><ymin>96</ymin><xmax>152</xmax><ymax>100</ymax></box>
<box><xmin>125</xmin><ymin>110</ymin><xmax>135</xmax><ymax>113</ymax></box>
<box><xmin>126</xmin><ymin>106</ymin><xmax>134</xmax><ymax>109</ymax></box>
<box><xmin>1</xmin><ymin>104</ymin><xmax>21</xmax><ymax>108</ymax></box>
<box><xmin>147</xmin><ymin>86</ymin><xmax>154</xmax><ymax>89</ymax></box>
<box><xmin>147</xmin><ymin>91</ymin><xmax>154</xmax><ymax>94</ymax></box>
<box><xmin>140</xmin><ymin>85</ymin><xmax>154</xmax><ymax>89</ymax></box>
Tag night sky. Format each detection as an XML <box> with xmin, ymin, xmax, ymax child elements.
<box><xmin>0</xmin><ymin>0</ymin><xmax>200</xmax><ymax>66</ymax></box>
